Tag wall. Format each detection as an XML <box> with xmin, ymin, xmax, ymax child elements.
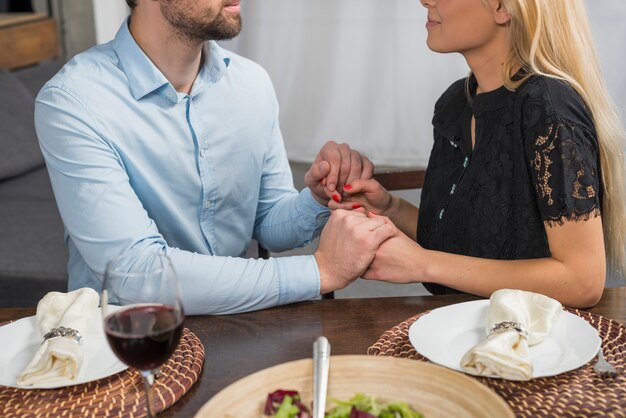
<box><xmin>92</xmin><ymin>0</ymin><xmax>128</xmax><ymax>44</ymax></box>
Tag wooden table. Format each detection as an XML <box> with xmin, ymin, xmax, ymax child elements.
<box><xmin>1</xmin><ymin>288</ymin><xmax>625</xmax><ymax>417</ymax></box>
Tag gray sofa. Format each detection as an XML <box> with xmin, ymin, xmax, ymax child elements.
<box><xmin>0</xmin><ymin>60</ymin><xmax>68</xmax><ymax>307</ymax></box>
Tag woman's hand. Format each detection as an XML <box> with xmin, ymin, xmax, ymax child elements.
<box><xmin>362</xmin><ymin>226</ymin><xmax>426</xmax><ymax>283</ymax></box>
<box><xmin>360</xmin><ymin>216</ymin><xmax>606</xmax><ymax>308</ymax></box>
<box><xmin>328</xmin><ymin>178</ymin><xmax>393</xmax><ymax>215</ymax></box>
<box><xmin>329</xmin><ymin>178</ymin><xmax>419</xmax><ymax>239</ymax></box>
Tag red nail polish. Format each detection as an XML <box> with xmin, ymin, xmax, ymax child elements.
<box><xmin>352</xmin><ymin>203</ymin><xmax>361</xmax><ymax>209</ymax></box>
<box><xmin>344</xmin><ymin>184</ymin><xmax>352</xmax><ymax>190</ymax></box>
<box><xmin>332</xmin><ymin>195</ymin><xmax>341</xmax><ymax>203</ymax></box>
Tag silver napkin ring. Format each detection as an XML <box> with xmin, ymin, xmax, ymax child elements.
<box><xmin>42</xmin><ymin>326</ymin><xmax>83</xmax><ymax>345</ymax></box>
<box><xmin>489</xmin><ymin>321</ymin><xmax>528</xmax><ymax>340</ymax></box>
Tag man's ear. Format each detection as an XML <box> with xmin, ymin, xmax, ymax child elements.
<box><xmin>489</xmin><ymin>0</ymin><xmax>512</xmax><ymax>25</ymax></box>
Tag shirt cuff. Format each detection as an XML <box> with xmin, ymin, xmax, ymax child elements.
<box><xmin>275</xmin><ymin>255</ymin><xmax>321</xmax><ymax>305</ymax></box>
<box><xmin>297</xmin><ymin>188</ymin><xmax>330</xmax><ymax>231</ymax></box>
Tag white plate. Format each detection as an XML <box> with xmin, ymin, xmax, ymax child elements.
<box><xmin>0</xmin><ymin>307</ymin><xmax>128</xmax><ymax>389</ymax></box>
<box><xmin>408</xmin><ymin>300</ymin><xmax>601</xmax><ymax>378</ymax></box>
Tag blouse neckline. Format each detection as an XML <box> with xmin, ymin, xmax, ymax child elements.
<box><xmin>468</xmin><ymin>74</ymin><xmax>515</xmax><ymax>115</ymax></box>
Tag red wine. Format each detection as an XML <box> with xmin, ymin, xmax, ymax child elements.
<box><xmin>104</xmin><ymin>305</ymin><xmax>184</xmax><ymax>370</ymax></box>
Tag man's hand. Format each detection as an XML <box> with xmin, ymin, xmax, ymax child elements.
<box><xmin>305</xmin><ymin>141</ymin><xmax>373</xmax><ymax>205</ymax></box>
<box><xmin>314</xmin><ymin>210</ymin><xmax>397</xmax><ymax>295</ymax></box>
<box><xmin>362</xmin><ymin>230</ymin><xmax>425</xmax><ymax>283</ymax></box>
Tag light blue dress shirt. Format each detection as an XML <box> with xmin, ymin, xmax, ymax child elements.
<box><xmin>35</xmin><ymin>20</ymin><xmax>329</xmax><ymax>314</ymax></box>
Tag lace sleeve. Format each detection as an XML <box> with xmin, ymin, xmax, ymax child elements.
<box><xmin>523</xmin><ymin>110</ymin><xmax>602</xmax><ymax>226</ymax></box>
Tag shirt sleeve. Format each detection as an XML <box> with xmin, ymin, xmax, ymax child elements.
<box><xmin>252</xmin><ymin>69</ymin><xmax>330</xmax><ymax>251</ymax></box>
<box><xmin>521</xmin><ymin>82</ymin><xmax>602</xmax><ymax>226</ymax></box>
<box><xmin>35</xmin><ymin>86</ymin><xmax>321</xmax><ymax>315</ymax></box>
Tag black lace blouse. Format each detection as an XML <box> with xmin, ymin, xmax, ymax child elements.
<box><xmin>418</xmin><ymin>74</ymin><xmax>603</xmax><ymax>295</ymax></box>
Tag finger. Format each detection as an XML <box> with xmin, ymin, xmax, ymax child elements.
<box><xmin>341</xmin><ymin>179</ymin><xmax>376</xmax><ymax>196</ymax></box>
<box><xmin>367</xmin><ymin>212</ymin><xmax>393</xmax><ymax>225</ymax></box>
<box><xmin>359</xmin><ymin>213</ymin><xmax>396</xmax><ymax>235</ymax></box>
<box><xmin>331</xmin><ymin>208</ymin><xmax>367</xmax><ymax>220</ymax></box>
<box><xmin>368</xmin><ymin>211</ymin><xmax>387</xmax><ymax>219</ymax></box>
<box><xmin>332</xmin><ymin>209</ymin><xmax>370</xmax><ymax>228</ymax></box>
<box><xmin>313</xmin><ymin>140</ymin><xmax>338</xmax><ymax>166</ymax></box>
<box><xmin>371</xmin><ymin>221</ymin><xmax>398</xmax><ymax>243</ymax></box>
<box><xmin>328</xmin><ymin>188</ymin><xmax>342</xmax><ymax>203</ymax></box>
<box><xmin>328</xmin><ymin>200</ymin><xmax>363</xmax><ymax>211</ymax></box>
<box><xmin>361</xmin><ymin>267</ymin><xmax>375</xmax><ymax>280</ymax></box>
<box><xmin>362</xmin><ymin>269</ymin><xmax>388</xmax><ymax>282</ymax></box>
<box><xmin>305</xmin><ymin>160</ymin><xmax>331</xmax><ymax>186</ymax></box>
<box><xmin>345</xmin><ymin>149</ymin><xmax>363</xmax><ymax>186</ymax></box>
<box><xmin>323</xmin><ymin>142</ymin><xmax>341</xmax><ymax>192</ymax></box>
<box><xmin>358</xmin><ymin>215</ymin><xmax>389</xmax><ymax>232</ymax></box>
<box><xmin>327</xmin><ymin>199</ymin><xmax>341</xmax><ymax>210</ymax></box>
<box><xmin>336</xmin><ymin>143</ymin><xmax>352</xmax><ymax>188</ymax></box>
<box><xmin>361</xmin><ymin>156</ymin><xmax>374</xmax><ymax>180</ymax></box>
<box><xmin>315</xmin><ymin>186</ymin><xmax>339</xmax><ymax>205</ymax></box>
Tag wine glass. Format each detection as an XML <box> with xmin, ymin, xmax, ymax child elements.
<box><xmin>101</xmin><ymin>249</ymin><xmax>184</xmax><ymax>417</ymax></box>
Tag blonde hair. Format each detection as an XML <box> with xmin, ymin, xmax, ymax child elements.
<box><xmin>500</xmin><ymin>0</ymin><xmax>626</xmax><ymax>278</ymax></box>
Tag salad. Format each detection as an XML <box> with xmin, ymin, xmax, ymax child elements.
<box><xmin>264</xmin><ymin>390</ymin><xmax>424</xmax><ymax>418</ymax></box>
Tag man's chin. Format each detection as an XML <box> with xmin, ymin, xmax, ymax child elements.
<box><xmin>212</xmin><ymin>16</ymin><xmax>242</xmax><ymax>41</ymax></box>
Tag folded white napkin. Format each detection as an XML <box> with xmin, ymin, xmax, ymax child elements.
<box><xmin>460</xmin><ymin>289</ymin><xmax>562</xmax><ymax>381</ymax></box>
<box><xmin>17</xmin><ymin>288</ymin><xmax>99</xmax><ymax>387</ymax></box>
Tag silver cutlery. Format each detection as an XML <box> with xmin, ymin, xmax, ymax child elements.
<box><xmin>313</xmin><ymin>336</ymin><xmax>331</xmax><ymax>418</ymax></box>
<box><xmin>593</xmin><ymin>348</ymin><xmax>617</xmax><ymax>376</ymax></box>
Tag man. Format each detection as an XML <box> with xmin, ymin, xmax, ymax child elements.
<box><xmin>35</xmin><ymin>0</ymin><xmax>396</xmax><ymax>314</ymax></box>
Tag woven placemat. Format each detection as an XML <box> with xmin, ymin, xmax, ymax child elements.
<box><xmin>368</xmin><ymin>309</ymin><xmax>626</xmax><ymax>417</ymax></box>
<box><xmin>0</xmin><ymin>327</ymin><xmax>204</xmax><ymax>418</ymax></box>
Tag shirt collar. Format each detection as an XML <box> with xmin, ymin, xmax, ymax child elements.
<box><xmin>112</xmin><ymin>18</ymin><xmax>232</xmax><ymax>102</ymax></box>
<box><xmin>191</xmin><ymin>41</ymin><xmax>231</xmax><ymax>98</ymax></box>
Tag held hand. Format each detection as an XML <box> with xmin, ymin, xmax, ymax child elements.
<box><xmin>328</xmin><ymin>178</ymin><xmax>393</xmax><ymax>215</ymax></box>
<box><xmin>305</xmin><ymin>141</ymin><xmax>373</xmax><ymax>205</ymax></box>
<box><xmin>362</xmin><ymin>230</ymin><xmax>426</xmax><ymax>284</ymax></box>
<box><xmin>314</xmin><ymin>209</ymin><xmax>398</xmax><ymax>294</ymax></box>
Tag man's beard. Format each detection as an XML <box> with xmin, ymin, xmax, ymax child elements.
<box><xmin>161</xmin><ymin>3</ymin><xmax>242</xmax><ymax>43</ymax></box>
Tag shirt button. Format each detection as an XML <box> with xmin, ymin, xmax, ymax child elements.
<box><xmin>204</xmin><ymin>202</ymin><xmax>211</xmax><ymax>209</ymax></box>
<box><xmin>200</xmin><ymin>149</ymin><xmax>208</xmax><ymax>157</ymax></box>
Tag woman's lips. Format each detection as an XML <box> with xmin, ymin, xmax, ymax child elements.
<box><xmin>426</xmin><ymin>18</ymin><xmax>440</xmax><ymax>29</ymax></box>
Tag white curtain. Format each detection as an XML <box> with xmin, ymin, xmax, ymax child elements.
<box><xmin>586</xmin><ymin>1</ymin><xmax>626</xmax><ymax>122</ymax></box>
<box><xmin>91</xmin><ymin>0</ymin><xmax>129</xmax><ymax>44</ymax></box>
<box><xmin>222</xmin><ymin>0</ymin><xmax>626</xmax><ymax>166</ymax></box>
<box><xmin>222</xmin><ymin>0</ymin><xmax>467</xmax><ymax>167</ymax></box>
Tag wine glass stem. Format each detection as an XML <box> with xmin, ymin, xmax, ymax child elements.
<box><xmin>140</xmin><ymin>369</ymin><xmax>157</xmax><ymax>417</ymax></box>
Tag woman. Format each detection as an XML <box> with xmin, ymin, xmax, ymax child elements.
<box><xmin>330</xmin><ymin>0</ymin><xmax>626</xmax><ymax>307</ymax></box>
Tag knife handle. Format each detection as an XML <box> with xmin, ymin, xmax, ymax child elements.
<box><xmin>313</xmin><ymin>336</ymin><xmax>331</xmax><ymax>418</ymax></box>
